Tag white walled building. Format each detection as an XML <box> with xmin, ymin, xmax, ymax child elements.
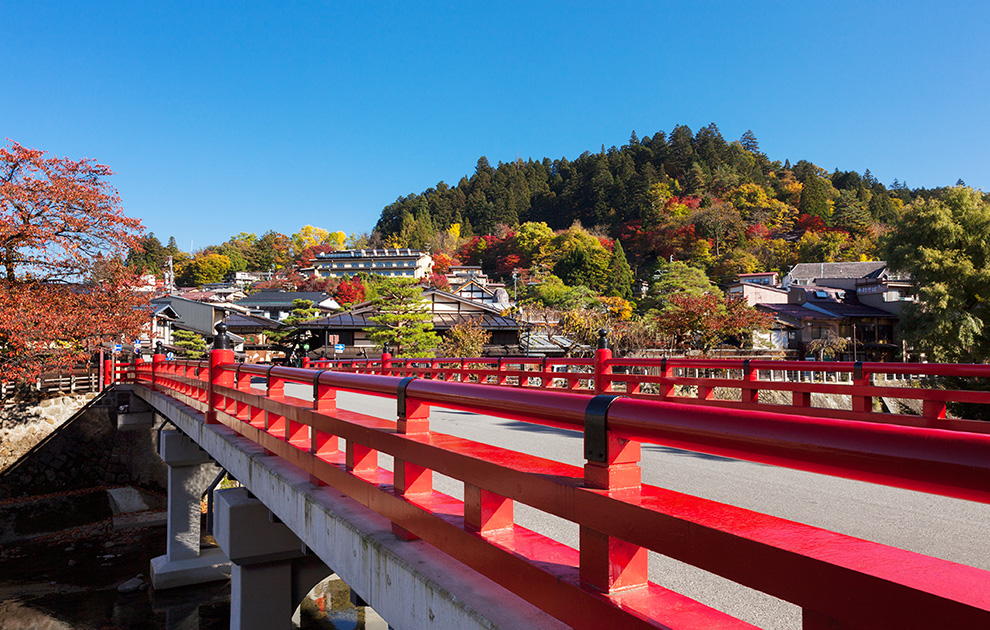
<box><xmin>311</xmin><ymin>249</ymin><xmax>433</xmax><ymax>279</ymax></box>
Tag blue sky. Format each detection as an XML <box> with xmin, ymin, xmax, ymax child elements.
<box><xmin>3</xmin><ymin>2</ymin><xmax>988</xmax><ymax>252</ymax></box>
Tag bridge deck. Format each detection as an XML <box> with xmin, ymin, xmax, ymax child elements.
<box><xmin>134</xmin><ymin>383</ymin><xmax>569</xmax><ymax>630</ymax></box>
<box><xmin>330</xmin><ymin>386</ymin><xmax>990</xmax><ymax>630</ymax></box>
<box><xmin>135</xmin><ymin>377</ymin><xmax>990</xmax><ymax>630</ymax></box>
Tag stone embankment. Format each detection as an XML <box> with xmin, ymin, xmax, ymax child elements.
<box><xmin>0</xmin><ymin>392</ymin><xmax>97</xmax><ymax>471</ymax></box>
<box><xmin>0</xmin><ymin>388</ymin><xmax>167</xmax><ymax>501</ymax></box>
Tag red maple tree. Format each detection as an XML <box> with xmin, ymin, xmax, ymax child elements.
<box><xmin>0</xmin><ymin>141</ymin><xmax>148</xmax><ymax>385</ymax></box>
<box><xmin>334</xmin><ymin>276</ymin><xmax>365</xmax><ymax>305</ymax></box>
<box><xmin>655</xmin><ymin>293</ymin><xmax>773</xmax><ymax>353</ymax></box>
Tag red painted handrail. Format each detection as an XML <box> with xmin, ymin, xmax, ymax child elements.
<box><xmin>310</xmin><ymin>353</ymin><xmax>990</xmax><ymax>431</ymax></box>
<box><xmin>129</xmin><ymin>351</ymin><xmax>990</xmax><ymax>629</ymax></box>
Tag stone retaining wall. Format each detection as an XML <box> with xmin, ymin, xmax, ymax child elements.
<box><xmin>0</xmin><ymin>389</ymin><xmax>167</xmax><ymax>500</ymax></box>
<box><xmin>0</xmin><ymin>392</ymin><xmax>97</xmax><ymax>470</ymax></box>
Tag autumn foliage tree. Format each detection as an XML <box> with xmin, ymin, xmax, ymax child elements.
<box><xmin>0</xmin><ymin>141</ymin><xmax>147</xmax><ymax>385</ymax></box>
<box><xmin>436</xmin><ymin>318</ymin><xmax>490</xmax><ymax>357</ymax></box>
<box><xmin>655</xmin><ymin>293</ymin><xmax>773</xmax><ymax>353</ymax></box>
<box><xmin>334</xmin><ymin>276</ymin><xmax>365</xmax><ymax>305</ymax></box>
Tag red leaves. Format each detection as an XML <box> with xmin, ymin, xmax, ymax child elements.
<box><xmin>656</xmin><ymin>293</ymin><xmax>773</xmax><ymax>352</ymax></box>
<box><xmin>0</xmin><ymin>142</ymin><xmax>148</xmax><ymax>384</ymax></box>
<box><xmin>1</xmin><ymin>141</ymin><xmax>141</xmax><ymax>283</ymax></box>
<box><xmin>795</xmin><ymin>213</ymin><xmax>827</xmax><ymax>233</ymax></box>
<box><xmin>424</xmin><ymin>272</ymin><xmax>451</xmax><ymax>291</ymax></box>
<box><xmin>334</xmin><ymin>276</ymin><xmax>365</xmax><ymax>305</ymax></box>
<box><xmin>0</xmin><ymin>268</ymin><xmax>149</xmax><ymax>383</ymax></box>
<box><xmin>431</xmin><ymin>252</ymin><xmax>455</xmax><ymax>275</ymax></box>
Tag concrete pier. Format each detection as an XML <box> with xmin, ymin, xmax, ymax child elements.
<box><xmin>150</xmin><ymin>429</ymin><xmax>230</xmax><ymax>589</ymax></box>
<box><xmin>215</xmin><ymin>487</ymin><xmax>331</xmax><ymax>630</ymax></box>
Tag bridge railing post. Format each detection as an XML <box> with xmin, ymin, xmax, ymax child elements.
<box><xmin>152</xmin><ymin>342</ymin><xmax>165</xmax><ymax>391</ymax></box>
<box><xmin>580</xmin><ymin>395</ymin><xmax>647</xmax><ymax>594</ymax></box>
<box><xmin>741</xmin><ymin>359</ymin><xmax>758</xmax><ymax>404</ymax></box>
<box><xmin>309</xmin><ymin>369</ymin><xmax>339</xmax><ymax>486</ymax></box>
<box><xmin>593</xmin><ymin>329</ymin><xmax>613</xmax><ymax>395</ymax></box>
<box><xmin>207</xmin><ymin>323</ymin><xmax>235</xmax><ymax>425</ymax></box>
<box><xmin>380</xmin><ymin>347</ymin><xmax>392</xmax><ymax>376</ymax></box>
<box><xmin>851</xmin><ymin>362</ymin><xmax>873</xmax><ymax>414</ymax></box>
<box><xmin>392</xmin><ymin>377</ymin><xmax>432</xmax><ymax>541</ymax></box>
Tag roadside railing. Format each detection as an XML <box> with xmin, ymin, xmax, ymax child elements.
<box><xmin>310</xmin><ymin>349</ymin><xmax>990</xmax><ymax>432</ymax></box>
<box><xmin>0</xmin><ymin>365</ymin><xmax>103</xmax><ymax>398</ymax></box>
<box><xmin>121</xmin><ymin>347</ymin><xmax>990</xmax><ymax>629</ymax></box>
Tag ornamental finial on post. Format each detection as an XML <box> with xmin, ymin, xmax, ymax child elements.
<box><xmin>214</xmin><ymin>321</ymin><xmax>231</xmax><ymax>350</ymax></box>
<box><xmin>155</xmin><ymin>341</ymin><xmax>164</xmax><ymax>355</ymax></box>
<box><xmin>597</xmin><ymin>328</ymin><xmax>609</xmax><ymax>350</ymax></box>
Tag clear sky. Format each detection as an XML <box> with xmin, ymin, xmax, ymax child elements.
<box><xmin>3</xmin><ymin>1</ymin><xmax>988</xmax><ymax>252</ymax></box>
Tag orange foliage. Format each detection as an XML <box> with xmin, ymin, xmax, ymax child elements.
<box><xmin>0</xmin><ymin>142</ymin><xmax>148</xmax><ymax>383</ymax></box>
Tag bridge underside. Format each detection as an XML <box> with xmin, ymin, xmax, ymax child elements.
<box><xmin>129</xmin><ymin>384</ymin><xmax>567</xmax><ymax>630</ymax></box>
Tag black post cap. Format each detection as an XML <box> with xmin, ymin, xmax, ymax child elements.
<box><xmin>214</xmin><ymin>322</ymin><xmax>231</xmax><ymax>351</ymax></box>
<box><xmin>597</xmin><ymin>328</ymin><xmax>609</xmax><ymax>350</ymax></box>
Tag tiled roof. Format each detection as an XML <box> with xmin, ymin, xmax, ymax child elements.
<box><xmin>759</xmin><ymin>304</ymin><xmax>833</xmax><ymax>321</ymax></box>
<box><xmin>302</xmin><ymin>311</ymin><xmax>522</xmax><ymax>331</ymax></box>
<box><xmin>235</xmin><ymin>291</ymin><xmax>334</xmax><ymax>307</ymax></box>
<box><xmin>786</xmin><ymin>261</ymin><xmax>887</xmax><ymax>281</ymax></box>
<box><xmin>807</xmin><ymin>302</ymin><xmax>898</xmax><ymax>318</ymax></box>
<box><xmin>225</xmin><ymin>313</ymin><xmax>282</xmax><ymax>330</ymax></box>
<box><xmin>759</xmin><ymin>302</ymin><xmax>895</xmax><ymax>320</ymax></box>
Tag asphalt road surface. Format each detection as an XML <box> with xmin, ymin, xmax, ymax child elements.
<box><xmin>283</xmin><ymin>383</ymin><xmax>990</xmax><ymax>630</ymax></box>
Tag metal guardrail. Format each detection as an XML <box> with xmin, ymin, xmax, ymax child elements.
<box><xmin>115</xmin><ymin>351</ymin><xmax>990</xmax><ymax>629</ymax></box>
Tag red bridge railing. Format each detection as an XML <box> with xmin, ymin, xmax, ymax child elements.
<box><xmin>310</xmin><ymin>350</ymin><xmax>990</xmax><ymax>432</ymax></box>
<box><xmin>118</xmin><ymin>349</ymin><xmax>990</xmax><ymax>629</ymax></box>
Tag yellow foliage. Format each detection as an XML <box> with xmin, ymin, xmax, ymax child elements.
<box><xmin>599</xmin><ymin>296</ymin><xmax>633</xmax><ymax>321</ymax></box>
<box><xmin>292</xmin><ymin>225</ymin><xmax>331</xmax><ymax>253</ymax></box>
<box><xmin>729</xmin><ymin>183</ymin><xmax>770</xmax><ymax>215</ymax></box>
<box><xmin>328</xmin><ymin>230</ymin><xmax>347</xmax><ymax>250</ymax></box>
<box><xmin>648</xmin><ymin>182</ymin><xmax>673</xmax><ymax>207</ymax></box>
<box><xmin>782</xmin><ymin>181</ymin><xmax>803</xmax><ymax>206</ymax></box>
<box><xmin>447</xmin><ymin>223</ymin><xmax>461</xmax><ymax>242</ymax></box>
<box><xmin>668</xmin><ymin>202</ymin><xmax>692</xmax><ymax>220</ymax></box>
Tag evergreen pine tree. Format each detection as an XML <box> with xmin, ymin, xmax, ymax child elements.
<box><xmin>364</xmin><ymin>278</ymin><xmax>440</xmax><ymax>357</ymax></box>
<box><xmin>798</xmin><ymin>172</ymin><xmax>832</xmax><ymax>223</ymax></box>
<box><xmin>740</xmin><ymin>130</ymin><xmax>760</xmax><ymax>153</ymax></box>
<box><xmin>607</xmin><ymin>240</ymin><xmax>634</xmax><ymax>299</ymax></box>
<box><xmin>172</xmin><ymin>330</ymin><xmax>206</xmax><ymax>358</ymax></box>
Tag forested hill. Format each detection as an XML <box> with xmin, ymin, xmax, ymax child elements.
<box><xmin>372</xmin><ymin>123</ymin><xmax>960</xmax><ymax>284</ymax></box>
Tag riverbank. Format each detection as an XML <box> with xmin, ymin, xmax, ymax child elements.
<box><xmin>0</xmin><ymin>518</ymin><xmax>233</xmax><ymax>629</ymax></box>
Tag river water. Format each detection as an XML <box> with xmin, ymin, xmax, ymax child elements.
<box><xmin>0</xmin><ymin>520</ymin><xmax>385</xmax><ymax>629</ymax></box>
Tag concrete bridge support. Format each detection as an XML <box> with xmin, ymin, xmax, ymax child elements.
<box><xmin>215</xmin><ymin>487</ymin><xmax>334</xmax><ymax>630</ymax></box>
<box><xmin>150</xmin><ymin>429</ymin><xmax>230</xmax><ymax>590</ymax></box>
